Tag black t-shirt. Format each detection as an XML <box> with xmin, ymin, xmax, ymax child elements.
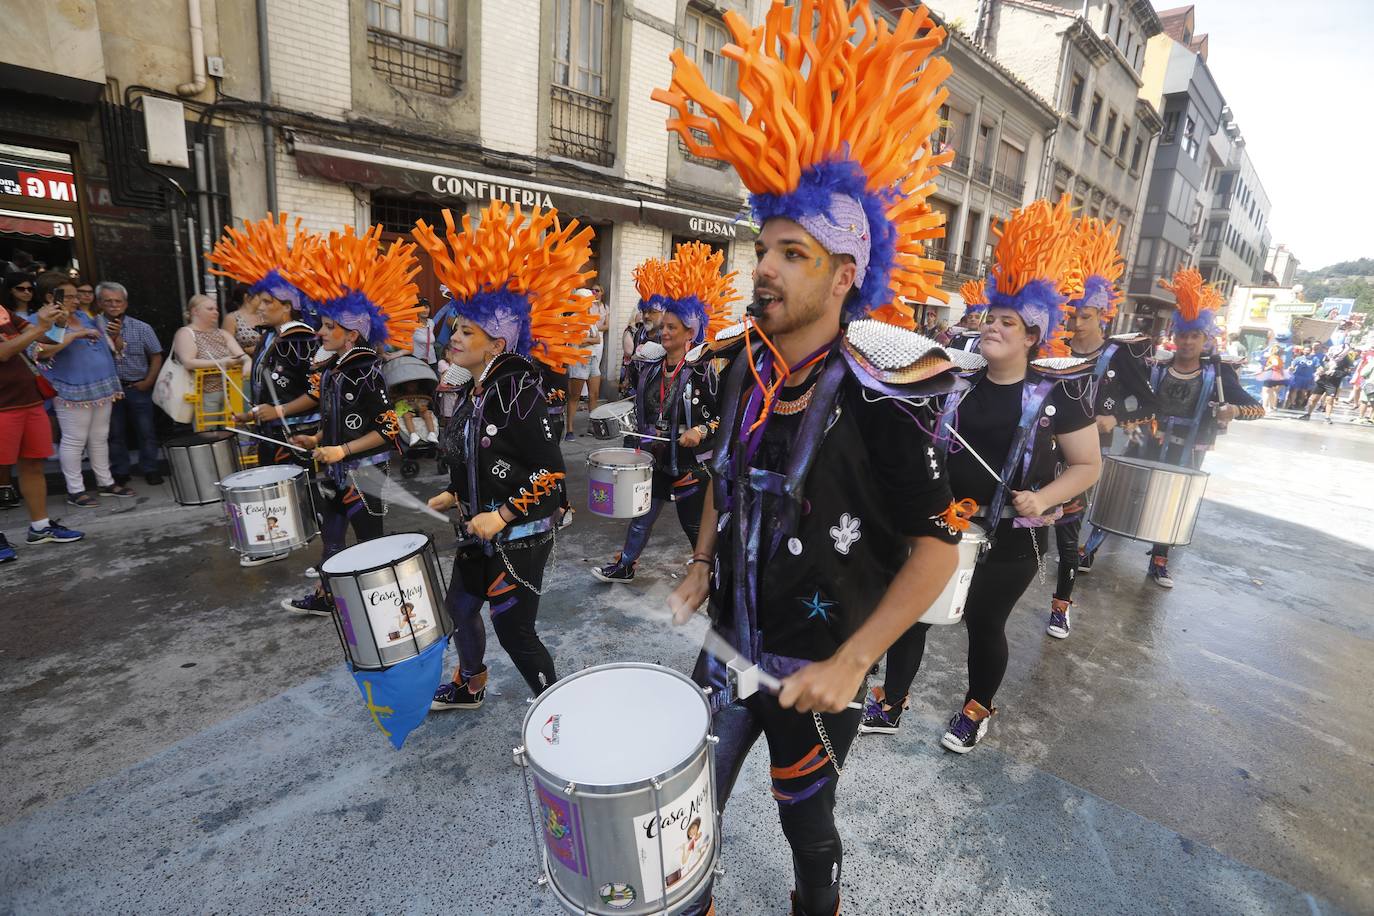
<box><xmin>948</xmin><ymin>376</ymin><xmax>1094</xmax><ymax>507</ymax></box>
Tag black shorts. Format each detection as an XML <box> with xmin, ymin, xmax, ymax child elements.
<box><xmin>1315</xmin><ymin>379</ymin><xmax>1340</xmax><ymax>395</ymax></box>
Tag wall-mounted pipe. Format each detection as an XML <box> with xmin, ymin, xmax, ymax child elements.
<box><xmin>176</xmin><ymin>0</ymin><xmax>207</xmax><ymax>97</ymax></box>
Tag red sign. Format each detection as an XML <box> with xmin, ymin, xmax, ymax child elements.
<box><xmin>0</xmin><ymin>166</ymin><xmax>77</xmax><ymax>204</ymax></box>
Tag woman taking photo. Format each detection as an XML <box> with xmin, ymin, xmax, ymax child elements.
<box><xmin>411</xmin><ymin>201</ymin><xmax>598</xmax><ymax>711</ymax></box>
<box><xmin>861</xmin><ymin>198</ymin><xmax>1102</xmax><ymax>753</ymax></box>
<box><xmin>32</xmin><ymin>271</ymin><xmax>133</xmax><ymax>506</ymax></box>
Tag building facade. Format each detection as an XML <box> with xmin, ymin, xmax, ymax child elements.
<box><xmin>1197</xmin><ymin>126</ymin><xmax>1271</xmax><ymax>301</ymax></box>
<box><xmin>1123</xmin><ymin>4</ymin><xmax>1226</xmax><ymax>335</ymax></box>
<box><xmin>933</xmin><ymin>0</ymin><xmax>1165</xmax><ymax>285</ymax></box>
<box><xmin>1264</xmin><ymin>243</ymin><xmax>1300</xmax><ymax>288</ymax></box>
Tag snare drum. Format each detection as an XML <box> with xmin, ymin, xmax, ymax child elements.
<box><xmin>917</xmin><ymin>522</ymin><xmax>988</xmax><ymax>625</ymax></box>
<box><xmin>587</xmin><ymin>448</ymin><xmax>654</xmax><ymax>518</ymax></box>
<box><xmin>589</xmin><ymin>399</ymin><xmax>637</xmax><ymax>440</ymax></box>
<box><xmin>219</xmin><ymin>465</ymin><xmax>319</xmax><ymax>557</ymax></box>
<box><xmin>320</xmin><ymin>533</ymin><xmax>452</xmax><ymax>670</ymax></box>
<box><xmin>516</xmin><ymin>663</ymin><xmax>718</xmax><ymax>916</ymax></box>
<box><xmin>164</xmin><ymin>430</ymin><xmax>240</xmax><ymax>506</ymax></box>
<box><xmin>1086</xmin><ymin>455</ymin><xmax>1209</xmax><ymax>546</ymax></box>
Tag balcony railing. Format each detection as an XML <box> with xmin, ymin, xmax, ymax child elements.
<box><xmin>550</xmin><ymin>85</ymin><xmax>614</xmax><ymax>167</ymax></box>
<box><xmin>367</xmin><ymin>28</ymin><xmax>462</xmax><ymax>96</ymax></box>
<box><xmin>1201</xmin><ymin>240</ymin><xmax>1221</xmax><ymax>258</ymax></box>
<box><xmin>992</xmin><ymin>173</ymin><xmax>1025</xmax><ymax>198</ymax></box>
<box><xmin>677</xmin><ymin>130</ymin><xmax>727</xmax><ymax>169</ymax></box>
<box><xmin>926</xmin><ymin>245</ymin><xmax>958</xmax><ymax>273</ymax></box>
<box><xmin>949</xmin><ymin>152</ymin><xmax>972</xmax><ymax>175</ymax></box>
<box><xmin>956</xmin><ymin>255</ymin><xmax>985</xmax><ymax>280</ymax></box>
<box><xmin>973</xmin><ymin>162</ymin><xmax>993</xmax><ymax>185</ymax></box>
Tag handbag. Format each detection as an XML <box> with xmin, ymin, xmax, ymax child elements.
<box><xmin>0</xmin><ymin>322</ymin><xmax>58</xmax><ymax>399</ymax></box>
<box><xmin>152</xmin><ymin>351</ymin><xmax>195</xmax><ymax>422</ymax></box>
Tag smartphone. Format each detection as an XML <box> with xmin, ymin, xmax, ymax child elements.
<box><xmin>52</xmin><ymin>289</ymin><xmax>66</xmax><ymax>304</ymax></box>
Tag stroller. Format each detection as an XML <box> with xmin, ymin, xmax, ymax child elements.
<box><xmin>382</xmin><ymin>354</ymin><xmax>442</xmax><ymax>479</ymax></box>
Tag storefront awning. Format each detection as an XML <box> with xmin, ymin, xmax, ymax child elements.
<box><xmin>291</xmin><ymin>140</ymin><xmax>751</xmax><ymax>244</ymax></box>
<box><xmin>0</xmin><ymin>208</ymin><xmax>75</xmax><ymax>239</ymax></box>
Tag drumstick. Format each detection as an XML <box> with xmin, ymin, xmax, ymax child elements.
<box><xmin>223</xmin><ymin>425</ymin><xmax>310</xmax><ymax>454</ymax></box>
<box><xmin>627</xmin><ymin>431</ymin><xmax>673</xmax><ymax>443</ymax></box>
<box><xmin>946</xmin><ymin>427</ymin><xmax>1004</xmax><ymax>485</ymax></box>
<box><xmin>700</xmin><ymin>629</ymin><xmax>862</xmax><ymax>709</ymax></box>
<box><xmin>349</xmin><ymin>464</ymin><xmax>451</xmax><ymax>523</ymax></box>
<box><xmin>217</xmin><ymin>361</ymin><xmax>250</xmax><ymax>403</ymax></box>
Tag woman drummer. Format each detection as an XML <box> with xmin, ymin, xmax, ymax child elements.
<box><xmin>860</xmin><ymin>197</ymin><xmax>1102</xmax><ymax>753</ymax></box>
<box><xmin>593</xmin><ymin>243</ymin><xmax>737</xmax><ymax>584</ymax></box>
<box><xmin>271</xmin><ymin>227</ymin><xmax>422</xmax><ymax>615</ymax></box>
<box><xmin>411</xmin><ymin>202</ymin><xmax>599</xmax><ymax>710</ymax></box>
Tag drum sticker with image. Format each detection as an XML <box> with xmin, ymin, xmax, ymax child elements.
<box><xmin>589</xmin><ymin>479</ymin><xmax>614</xmax><ymax>516</ymax></box>
<box><xmin>948</xmin><ymin>569</ymin><xmax>975</xmax><ymax>620</ymax></box>
<box><xmin>633</xmin><ymin>766</ymin><xmax>713</xmax><ymax>904</ymax></box>
<box><xmin>227</xmin><ymin>496</ymin><xmax>297</xmax><ymax>546</ymax></box>
<box><xmin>632</xmin><ymin>480</ymin><xmax>652</xmax><ymax>516</ymax></box>
<box><xmin>536</xmin><ymin>781</ymin><xmax>589</xmax><ymax>877</ymax></box>
<box><xmin>361</xmin><ymin>569</ymin><xmax>437</xmax><ymax>648</ymax></box>
<box><xmin>599</xmin><ymin>883</ymin><xmax>637</xmax><ymax>909</ymax></box>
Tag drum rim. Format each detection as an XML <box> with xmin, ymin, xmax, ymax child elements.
<box><xmin>587</xmin><ymin>399</ymin><xmax>635</xmax><ymax>420</ymax></box>
<box><xmin>219</xmin><ymin>464</ymin><xmax>308</xmax><ymax>487</ymax></box>
<box><xmin>586</xmin><ymin>447</ymin><xmax>654</xmax><ymax>470</ymax></box>
<box><xmin>537</xmin><ymin>824</ymin><xmax>722</xmax><ymax>915</ymax></box>
<box><xmin>519</xmin><ymin>662</ymin><xmax>712</xmax><ymax>794</ymax></box>
<box><xmin>165</xmin><ymin>430</ymin><xmax>236</xmax><ymax>448</ymax></box>
<box><xmin>1100</xmin><ymin>454</ymin><xmax>1210</xmax><ymax>479</ymax></box>
<box><xmin>320</xmin><ymin>531</ymin><xmax>435</xmax><ymax>576</ymax></box>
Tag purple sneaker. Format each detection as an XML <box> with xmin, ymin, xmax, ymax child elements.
<box><xmin>1147</xmin><ymin>558</ymin><xmax>1174</xmax><ymax>589</ymax></box>
<box><xmin>941</xmin><ymin>700</ymin><xmax>994</xmax><ymax>754</ymax></box>
<box><xmin>857</xmin><ymin>688</ymin><xmax>903</xmax><ymax>735</ymax></box>
<box><xmin>1046</xmin><ymin>599</ymin><xmax>1071</xmax><ymax>639</ymax></box>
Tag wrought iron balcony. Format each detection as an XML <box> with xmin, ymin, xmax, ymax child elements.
<box><xmin>973</xmin><ymin>163</ymin><xmax>993</xmax><ymax>185</ymax></box>
<box><xmin>550</xmin><ymin>85</ymin><xmax>614</xmax><ymax>167</ymax></box>
<box><xmin>949</xmin><ymin>153</ymin><xmax>972</xmax><ymax>175</ymax></box>
<box><xmin>992</xmin><ymin>173</ymin><xmax>1025</xmax><ymax>198</ymax></box>
<box><xmin>367</xmin><ymin>28</ymin><xmax>462</xmax><ymax>96</ymax></box>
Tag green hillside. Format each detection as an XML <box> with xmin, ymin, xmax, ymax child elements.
<box><xmin>1297</xmin><ymin>258</ymin><xmax>1374</xmax><ymax>315</ymax></box>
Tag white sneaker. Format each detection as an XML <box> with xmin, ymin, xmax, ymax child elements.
<box><xmin>305</xmin><ymin>566</ymin><xmax>320</xmax><ymax>579</ymax></box>
<box><xmin>426</xmin><ymin>430</ymin><xmax>439</xmax><ymax>444</ymax></box>
<box><xmin>408</xmin><ymin>432</ymin><xmax>422</xmax><ymax>446</ymax></box>
<box><xmin>240</xmin><ymin>551</ymin><xmax>290</xmax><ymax>568</ymax></box>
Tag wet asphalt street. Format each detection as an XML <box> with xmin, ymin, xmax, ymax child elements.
<box><xmin>1</xmin><ymin>409</ymin><xmax>1370</xmax><ymax>915</ymax></box>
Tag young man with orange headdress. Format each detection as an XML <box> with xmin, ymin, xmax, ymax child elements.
<box><xmin>656</xmin><ymin>3</ymin><xmax>968</xmax><ymax>912</ymax></box>
<box><xmin>1079</xmin><ymin>267</ymin><xmax>1262</xmax><ymax>588</ymax></box>
<box><xmin>413</xmin><ymin>202</ymin><xmax>598</xmax><ymax>709</ymax></box>
<box><xmin>592</xmin><ymin>241</ymin><xmax>738</xmax><ymax>584</ymax></box>
<box><xmin>1044</xmin><ymin>216</ymin><xmax>1156</xmax><ymax>638</ymax></box>
<box><xmin>860</xmin><ymin>197</ymin><xmax>1102</xmax><ymax>750</ymax></box>
<box><xmin>269</xmin><ymin>226</ymin><xmax>422</xmax><ymax>614</ymax></box>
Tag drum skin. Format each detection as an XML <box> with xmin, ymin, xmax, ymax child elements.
<box><xmin>586</xmin><ymin>448</ymin><xmax>654</xmax><ymax>518</ymax></box>
<box><xmin>1086</xmin><ymin>456</ymin><xmax>1209</xmax><ymax>546</ymax></box>
<box><xmin>164</xmin><ymin>431</ymin><xmax>240</xmax><ymax>506</ymax></box>
<box><xmin>917</xmin><ymin>522</ymin><xmax>988</xmax><ymax>625</ymax></box>
<box><xmin>518</xmin><ymin>663</ymin><xmax>718</xmax><ymax>916</ymax></box>
<box><xmin>219</xmin><ymin>466</ymin><xmax>319</xmax><ymax>557</ymax></box>
<box><xmin>589</xmin><ymin>399</ymin><xmax>637</xmax><ymax>440</ymax></box>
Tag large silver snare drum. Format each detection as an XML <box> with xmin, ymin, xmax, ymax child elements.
<box><xmin>219</xmin><ymin>465</ymin><xmax>319</xmax><ymax>557</ymax></box>
<box><xmin>587</xmin><ymin>448</ymin><xmax>654</xmax><ymax>518</ymax></box>
<box><xmin>164</xmin><ymin>430</ymin><xmax>240</xmax><ymax>506</ymax></box>
<box><xmin>590</xmin><ymin>399</ymin><xmax>637</xmax><ymax>440</ymax></box>
<box><xmin>516</xmin><ymin>663</ymin><xmax>718</xmax><ymax>915</ymax></box>
<box><xmin>1086</xmin><ymin>455</ymin><xmax>1209</xmax><ymax>546</ymax></box>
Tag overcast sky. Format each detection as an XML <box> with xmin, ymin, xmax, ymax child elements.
<box><xmin>1194</xmin><ymin>0</ymin><xmax>1372</xmax><ymax>270</ymax></box>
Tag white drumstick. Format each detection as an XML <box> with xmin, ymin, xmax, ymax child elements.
<box><xmin>217</xmin><ymin>361</ymin><xmax>250</xmax><ymax>403</ymax></box>
<box><xmin>349</xmin><ymin>464</ymin><xmax>451</xmax><ymax>524</ymax></box>
<box><xmin>224</xmin><ymin>425</ymin><xmax>309</xmax><ymax>453</ymax></box>
<box><xmin>699</xmin><ymin>628</ymin><xmax>862</xmax><ymax>709</ymax></box>
<box><xmin>627</xmin><ymin>431</ymin><xmax>673</xmax><ymax>443</ymax></box>
<box><xmin>946</xmin><ymin>426</ymin><xmax>1004</xmax><ymax>485</ymax></box>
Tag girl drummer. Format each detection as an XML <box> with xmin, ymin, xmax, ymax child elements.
<box><xmin>411</xmin><ymin>202</ymin><xmax>599</xmax><ymax>709</ymax></box>
<box><xmin>593</xmin><ymin>244</ymin><xmax>737</xmax><ymax>584</ymax></box>
<box><xmin>861</xmin><ymin>198</ymin><xmax>1102</xmax><ymax>752</ymax></box>
<box><xmin>272</xmin><ymin>227</ymin><xmax>423</xmax><ymax>615</ymax></box>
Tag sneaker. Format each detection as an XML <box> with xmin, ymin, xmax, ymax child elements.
<box><xmin>0</xmin><ymin>485</ymin><xmax>19</xmax><ymax>508</ymax></box>
<box><xmin>941</xmin><ymin>699</ymin><xmax>994</xmax><ymax>754</ymax></box>
<box><xmin>66</xmin><ymin>492</ymin><xmax>98</xmax><ymax>508</ymax></box>
<box><xmin>1147</xmin><ymin>558</ymin><xmax>1174</xmax><ymax>589</ymax></box>
<box><xmin>0</xmin><ymin>534</ymin><xmax>15</xmax><ymax>562</ymax></box>
<box><xmin>591</xmin><ymin>560</ymin><xmax>635</xmax><ymax>583</ymax></box>
<box><xmin>305</xmin><ymin>566</ymin><xmax>320</xmax><ymax>579</ymax></box>
<box><xmin>431</xmin><ymin>668</ymin><xmax>488</xmax><ymax>710</ymax></box>
<box><xmin>240</xmin><ymin>551</ymin><xmax>291</xmax><ymax>568</ymax></box>
<box><xmin>282</xmin><ymin>591</ymin><xmax>333</xmax><ymax>616</ymax></box>
<box><xmin>1296</xmin><ymin>413</ymin><xmax>1310</xmax><ymax>421</ymax></box>
<box><xmin>563</xmin><ymin>432</ymin><xmax>577</xmax><ymax>442</ymax></box>
<box><xmin>98</xmin><ymin>484</ymin><xmax>136</xmax><ymax>498</ymax></box>
<box><xmin>26</xmin><ymin>520</ymin><xmax>85</xmax><ymax>544</ymax></box>
<box><xmin>857</xmin><ymin>687</ymin><xmax>903</xmax><ymax>735</ymax></box>
<box><xmin>425</xmin><ymin>430</ymin><xmax>439</xmax><ymax>444</ymax></box>
<box><xmin>408</xmin><ymin>432</ymin><xmax>422</xmax><ymax>446</ymax></box>
<box><xmin>1077</xmin><ymin>550</ymin><xmax>1094</xmax><ymax>574</ymax></box>
<box><xmin>1046</xmin><ymin>599</ymin><xmax>1071</xmax><ymax>639</ymax></box>
<box><xmin>145</xmin><ymin>472</ymin><xmax>164</xmax><ymax>486</ymax></box>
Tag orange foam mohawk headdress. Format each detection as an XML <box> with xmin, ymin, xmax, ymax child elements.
<box><xmin>959</xmin><ymin>278</ymin><xmax>988</xmax><ymax>310</ymax></box>
<box><xmin>652</xmin><ymin>0</ymin><xmax>953</xmax><ymax>326</ymax></box>
<box><xmin>283</xmin><ymin>224</ymin><xmax>423</xmax><ymax>349</ymax></box>
<box><xmin>660</xmin><ymin>241</ymin><xmax>741</xmax><ymax>344</ymax></box>
<box><xmin>634</xmin><ymin>259</ymin><xmax>670</xmax><ymax>311</ymax></box>
<box><xmin>1063</xmin><ymin>216</ymin><xmax>1124</xmax><ymax>323</ymax></box>
<box><xmin>411</xmin><ymin>201</ymin><xmax>598</xmax><ymax>373</ymax></box>
<box><xmin>986</xmin><ymin>195</ymin><xmax>1076</xmax><ymax>357</ymax></box>
<box><xmin>1159</xmin><ymin>266</ymin><xmax>1224</xmax><ymax>336</ymax></box>
<box><xmin>207</xmin><ymin>212</ymin><xmax>318</xmax><ymax>317</ymax></box>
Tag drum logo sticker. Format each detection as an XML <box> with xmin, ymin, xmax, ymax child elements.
<box><xmin>632</xmin><ymin>480</ymin><xmax>652</xmax><ymax>515</ymax></box>
<box><xmin>536</xmin><ymin>782</ymin><xmax>588</xmax><ymax>876</ymax></box>
<box><xmin>589</xmin><ymin>480</ymin><xmax>614</xmax><ymax>515</ymax></box>
<box><xmin>360</xmin><ymin>569</ymin><xmax>436</xmax><ymax>649</ymax></box>
<box><xmin>600</xmin><ymin>883</ymin><xmax>637</xmax><ymax>909</ymax></box>
<box><xmin>238</xmin><ymin>499</ymin><xmax>297</xmax><ymax>546</ymax></box>
<box><xmin>542</xmin><ymin>713</ymin><xmax>561</xmax><ymax>745</ymax></box>
<box><xmin>633</xmin><ymin>766</ymin><xmax>713</xmax><ymax>905</ymax></box>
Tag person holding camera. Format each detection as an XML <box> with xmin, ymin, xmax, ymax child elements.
<box><xmin>97</xmin><ymin>281</ymin><xmax>164</xmax><ymax>485</ymax></box>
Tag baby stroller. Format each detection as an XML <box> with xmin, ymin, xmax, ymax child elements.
<box><xmin>383</xmin><ymin>354</ymin><xmax>442</xmax><ymax>479</ymax></box>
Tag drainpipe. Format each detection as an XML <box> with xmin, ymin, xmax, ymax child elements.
<box><xmin>176</xmin><ymin>0</ymin><xmax>207</xmax><ymax>97</ymax></box>
<box><xmin>256</xmin><ymin>0</ymin><xmax>278</xmax><ymax>212</ymax></box>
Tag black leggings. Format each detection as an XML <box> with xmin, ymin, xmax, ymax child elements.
<box><xmin>883</xmin><ymin>524</ymin><xmax>1043</xmax><ymax>709</ymax></box>
<box><xmin>1054</xmin><ymin>518</ymin><xmax>1081</xmax><ymax>601</ymax></box>
<box><xmin>618</xmin><ymin>471</ymin><xmax>707</xmax><ymax>566</ymax></box>
<box><xmin>447</xmin><ymin>536</ymin><xmax>557</xmax><ymax>695</ymax></box>
<box><xmin>319</xmin><ymin>482</ymin><xmax>385</xmax><ymax>564</ymax></box>
<box><xmin>683</xmin><ymin>684</ymin><xmax>861</xmax><ymax>916</ymax></box>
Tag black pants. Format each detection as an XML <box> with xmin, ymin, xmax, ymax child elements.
<box><xmin>1054</xmin><ymin>518</ymin><xmax>1080</xmax><ymax>601</ymax></box>
<box><xmin>447</xmin><ymin>535</ymin><xmax>557</xmax><ymax>695</ymax></box>
<box><xmin>319</xmin><ymin>481</ymin><xmax>385</xmax><ymax>564</ymax></box>
<box><xmin>883</xmin><ymin>523</ymin><xmax>1043</xmax><ymax>709</ymax></box>
<box><xmin>684</xmin><ymin>684</ymin><xmax>861</xmax><ymax>916</ymax></box>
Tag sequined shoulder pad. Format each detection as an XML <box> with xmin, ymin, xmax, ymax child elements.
<box><xmin>1030</xmin><ymin>355</ymin><xmax>1095</xmax><ymax>379</ymax></box>
<box><xmin>843</xmin><ymin>319</ymin><xmax>961</xmax><ymax>388</ymax></box>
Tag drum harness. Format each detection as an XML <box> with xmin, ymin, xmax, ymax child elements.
<box><xmin>1150</xmin><ymin>361</ymin><xmax>1217</xmax><ymax>460</ymax></box>
<box><xmin>320</xmin><ymin>354</ymin><xmax>390</xmax><ymax>518</ymax></box>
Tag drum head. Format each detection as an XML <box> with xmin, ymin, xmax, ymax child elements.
<box><xmin>525</xmin><ymin>665</ymin><xmax>708</xmax><ymax>786</ymax></box>
<box><xmin>588</xmin><ymin>399</ymin><xmax>634</xmax><ymax>420</ymax></box>
<box><xmin>166</xmin><ymin>430</ymin><xmax>234</xmax><ymax>448</ymax></box>
<box><xmin>222</xmin><ymin>464</ymin><xmax>303</xmax><ymax>486</ymax></box>
<box><xmin>587</xmin><ymin>447</ymin><xmax>654</xmax><ymax>470</ymax></box>
<box><xmin>322</xmin><ymin>532</ymin><xmax>429</xmax><ymax>575</ymax></box>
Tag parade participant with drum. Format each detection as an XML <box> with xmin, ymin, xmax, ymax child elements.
<box><xmin>656</xmin><ymin>5</ymin><xmax>966</xmax><ymax>912</ymax></box>
<box><xmin>1043</xmin><ymin>216</ymin><xmax>1155</xmax><ymax>638</ymax></box>
<box><xmin>411</xmin><ymin>202</ymin><xmax>599</xmax><ymax>710</ymax></box>
<box><xmin>261</xmin><ymin>226</ymin><xmax>422</xmax><ymax>614</ymax></box>
<box><xmin>1081</xmin><ymin>268</ymin><xmax>1262</xmax><ymax>588</ymax></box>
<box><xmin>862</xmin><ymin>198</ymin><xmax>1101</xmax><ymax>750</ymax></box>
<box><xmin>620</xmin><ymin>259</ymin><xmax>668</xmax><ymax>395</ymax></box>
<box><xmin>592</xmin><ymin>243</ymin><xmax>738</xmax><ymax>584</ymax></box>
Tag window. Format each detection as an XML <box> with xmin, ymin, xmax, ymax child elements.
<box><xmin>936</xmin><ymin>104</ymin><xmax>972</xmax><ymax>156</ymax></box>
<box><xmin>1161</xmin><ymin>111</ymin><xmax>1179</xmax><ymax>144</ymax></box>
<box><xmin>1117</xmin><ymin>123</ymin><xmax>1131</xmax><ymax>160</ymax></box>
<box><xmin>1087</xmin><ymin>93</ymin><xmax>1104</xmax><ymax>137</ymax></box>
<box><xmin>1182</xmin><ymin>115</ymin><xmax>1200</xmax><ymax>160</ymax></box>
<box><xmin>1068</xmin><ymin>73</ymin><xmax>1086</xmax><ymax>119</ymax></box>
<box><xmin>1115</xmin><ymin>14</ymin><xmax>1126</xmax><ymax>46</ymax></box>
<box><xmin>678</xmin><ymin>10</ymin><xmax>734</xmax><ymax>167</ymax></box>
<box><xmin>366</xmin><ymin>0</ymin><xmax>461</xmax><ymax>95</ymax></box>
<box><xmin>1103</xmin><ymin>109</ymin><xmax>1118</xmax><ymax>149</ymax></box>
<box><xmin>1130</xmin><ymin>138</ymin><xmax>1145</xmax><ymax>173</ymax></box>
<box><xmin>1104</xmin><ymin>4</ymin><xmax>1115</xmax><ymax>37</ymax></box>
<box><xmin>994</xmin><ymin>140</ymin><xmax>1025</xmax><ymax>196</ymax></box>
<box><xmin>550</xmin><ymin>0</ymin><xmax>613</xmax><ymax>165</ymax></box>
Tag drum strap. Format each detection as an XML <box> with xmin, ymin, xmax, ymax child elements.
<box><xmin>1153</xmin><ymin>363</ymin><xmax>1215</xmax><ymax>459</ymax></box>
<box><xmin>1091</xmin><ymin>343</ymin><xmax>1119</xmax><ymax>402</ymax></box>
<box><xmin>984</xmin><ymin>377</ymin><xmax>1054</xmax><ymax>538</ymax></box>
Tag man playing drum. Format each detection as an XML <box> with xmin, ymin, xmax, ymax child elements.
<box><xmin>592</xmin><ymin>244</ymin><xmax>737</xmax><ymax>584</ymax></box>
<box><xmin>1080</xmin><ymin>267</ymin><xmax>1263</xmax><ymax>588</ymax></box>
<box><xmin>656</xmin><ymin>4</ymin><xmax>968</xmax><ymax>912</ymax></box>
